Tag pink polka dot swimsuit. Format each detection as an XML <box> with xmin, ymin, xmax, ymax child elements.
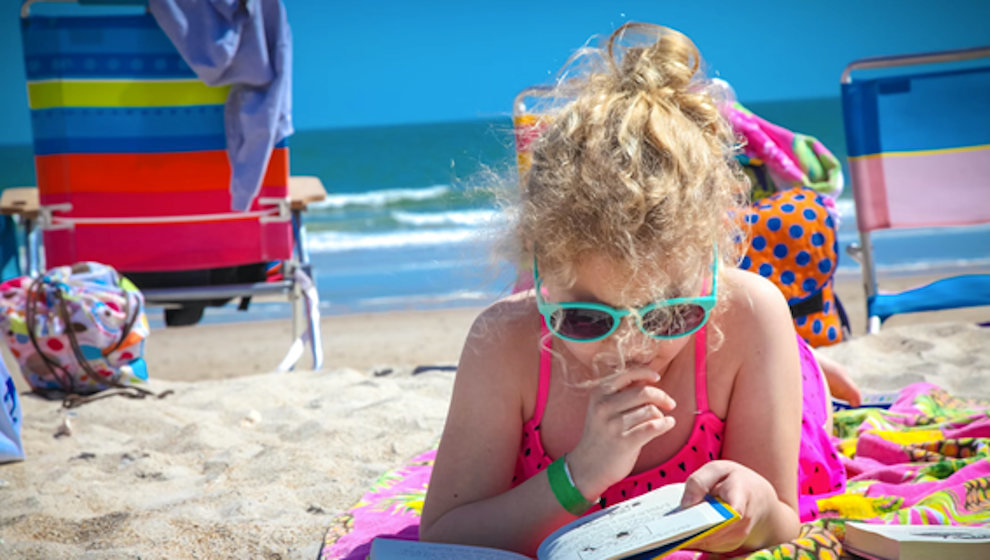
<box><xmin>512</xmin><ymin>323</ymin><xmax>845</xmax><ymax>521</ymax></box>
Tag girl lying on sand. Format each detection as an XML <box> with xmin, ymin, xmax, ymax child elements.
<box><xmin>420</xmin><ymin>22</ymin><xmax>859</xmax><ymax>556</ymax></box>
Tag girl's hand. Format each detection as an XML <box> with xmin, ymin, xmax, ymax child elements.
<box><xmin>678</xmin><ymin>460</ymin><xmax>780</xmax><ymax>553</ymax></box>
<box><xmin>567</xmin><ymin>366</ymin><xmax>677</xmax><ymax>501</ymax></box>
<box><xmin>814</xmin><ymin>350</ymin><xmax>862</xmax><ymax>407</ymax></box>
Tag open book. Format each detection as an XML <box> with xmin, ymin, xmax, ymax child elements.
<box><xmin>844</xmin><ymin>522</ymin><xmax>990</xmax><ymax>560</ymax></box>
<box><xmin>370</xmin><ymin>482</ymin><xmax>738</xmax><ymax>560</ymax></box>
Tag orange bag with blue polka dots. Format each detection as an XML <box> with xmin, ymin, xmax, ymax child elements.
<box><xmin>740</xmin><ymin>187</ymin><xmax>845</xmax><ymax>346</ymax></box>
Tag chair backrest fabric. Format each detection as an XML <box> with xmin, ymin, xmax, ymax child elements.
<box><xmin>842</xmin><ymin>61</ymin><xmax>990</xmax><ymax>234</ymax></box>
<box><xmin>22</xmin><ymin>13</ymin><xmax>292</xmax><ymax>272</ymax></box>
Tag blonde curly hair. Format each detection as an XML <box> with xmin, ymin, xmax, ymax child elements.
<box><xmin>509</xmin><ymin>22</ymin><xmax>748</xmax><ymax>301</ymax></box>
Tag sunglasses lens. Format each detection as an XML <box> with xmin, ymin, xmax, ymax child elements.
<box><xmin>550</xmin><ymin>307</ymin><xmax>614</xmax><ymax>340</ymax></box>
<box><xmin>642</xmin><ymin>304</ymin><xmax>707</xmax><ymax>337</ymax></box>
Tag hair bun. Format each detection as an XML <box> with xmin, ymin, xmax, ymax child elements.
<box><xmin>512</xmin><ymin>21</ymin><xmax>746</xmax><ymax>286</ymax></box>
<box><xmin>607</xmin><ymin>23</ymin><xmax>701</xmax><ymax>98</ymax></box>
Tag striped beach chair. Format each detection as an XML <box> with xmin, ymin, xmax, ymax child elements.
<box><xmin>15</xmin><ymin>0</ymin><xmax>323</xmax><ymax>369</ymax></box>
<box><xmin>841</xmin><ymin>46</ymin><xmax>990</xmax><ymax>333</ymax></box>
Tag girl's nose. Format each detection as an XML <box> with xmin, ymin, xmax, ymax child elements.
<box><xmin>612</xmin><ymin>314</ymin><xmax>652</xmax><ymax>356</ymax></box>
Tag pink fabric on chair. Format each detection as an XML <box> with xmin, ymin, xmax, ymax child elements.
<box><xmin>852</xmin><ymin>147</ymin><xmax>990</xmax><ymax>232</ymax></box>
<box><xmin>39</xmin><ymin>148</ymin><xmax>292</xmax><ymax>272</ymax></box>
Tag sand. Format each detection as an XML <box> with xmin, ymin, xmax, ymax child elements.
<box><xmin>0</xmin><ymin>274</ymin><xmax>988</xmax><ymax>559</ymax></box>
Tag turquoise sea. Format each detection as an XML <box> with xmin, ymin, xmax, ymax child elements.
<box><xmin>1</xmin><ymin>97</ymin><xmax>988</xmax><ymax>321</ymax></box>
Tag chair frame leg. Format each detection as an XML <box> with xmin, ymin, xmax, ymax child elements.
<box><xmin>290</xmin><ymin>208</ymin><xmax>323</xmax><ymax>371</ymax></box>
<box><xmin>289</xmin><ymin>260</ymin><xmax>302</xmax><ymax>347</ymax></box>
<box><xmin>23</xmin><ymin>216</ymin><xmax>40</xmax><ymax>277</ymax></box>
<box><xmin>858</xmin><ymin>230</ymin><xmax>882</xmax><ymax>334</ymax></box>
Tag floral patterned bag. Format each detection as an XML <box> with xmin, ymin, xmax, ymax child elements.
<box><xmin>0</xmin><ymin>262</ymin><xmax>165</xmax><ymax>407</ymax></box>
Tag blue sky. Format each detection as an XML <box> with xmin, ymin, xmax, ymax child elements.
<box><xmin>1</xmin><ymin>0</ymin><xmax>988</xmax><ymax>144</ymax></box>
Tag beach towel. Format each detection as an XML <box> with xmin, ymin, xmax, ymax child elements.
<box><xmin>318</xmin><ymin>382</ymin><xmax>990</xmax><ymax>560</ymax></box>
<box><xmin>724</xmin><ymin>102</ymin><xmax>844</xmax><ymax>217</ymax></box>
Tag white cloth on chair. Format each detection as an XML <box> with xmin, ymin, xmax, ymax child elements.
<box><xmin>277</xmin><ymin>267</ymin><xmax>323</xmax><ymax>372</ymax></box>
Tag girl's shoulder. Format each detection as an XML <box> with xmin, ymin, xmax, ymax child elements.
<box><xmin>461</xmin><ymin>290</ymin><xmax>543</xmax><ymax>374</ymax></box>
<box><xmin>713</xmin><ymin>268</ymin><xmax>797</xmax><ymax>349</ymax></box>
<box><xmin>720</xmin><ymin>267</ymin><xmax>792</xmax><ymax>319</ymax></box>
<box><xmin>470</xmin><ymin>290</ymin><xmax>542</xmax><ymax>342</ymax></box>
<box><xmin>455</xmin><ymin>292</ymin><xmax>544</xmax><ymax>420</ymax></box>
<box><xmin>706</xmin><ymin>269</ymin><xmax>804</xmax><ymax>416</ymax></box>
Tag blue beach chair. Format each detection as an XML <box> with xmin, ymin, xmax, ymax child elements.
<box><xmin>841</xmin><ymin>46</ymin><xmax>990</xmax><ymax>333</ymax></box>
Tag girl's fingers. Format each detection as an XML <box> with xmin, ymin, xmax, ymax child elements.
<box><xmin>579</xmin><ymin>365</ymin><xmax>678</xmax><ymax>481</ymax></box>
<box><xmin>596</xmin><ymin>367</ymin><xmax>660</xmax><ymax>395</ymax></box>
<box><xmin>607</xmin><ymin>385</ymin><xmax>676</xmax><ymax>420</ymax></box>
<box><xmin>595</xmin><ymin>371</ymin><xmax>675</xmax><ymax>412</ymax></box>
<box><xmin>620</xmin><ymin>402</ymin><xmax>662</xmax><ymax>431</ymax></box>
<box><xmin>815</xmin><ymin>350</ymin><xmax>862</xmax><ymax>407</ymax></box>
<box><xmin>586</xmin><ymin>367</ymin><xmax>676</xmax><ymax>446</ymax></box>
<box><xmin>624</xmin><ymin>415</ymin><xmax>675</xmax><ymax>443</ymax></box>
<box><xmin>680</xmin><ymin>461</ymin><xmax>734</xmax><ymax>507</ymax></box>
<box><xmin>826</xmin><ymin>364</ymin><xmax>861</xmax><ymax>407</ymax></box>
<box><xmin>713</xmin><ymin>479</ymin><xmax>747</xmax><ymax>516</ymax></box>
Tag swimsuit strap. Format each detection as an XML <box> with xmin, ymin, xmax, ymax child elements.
<box><xmin>694</xmin><ymin>325</ymin><xmax>709</xmax><ymax>413</ymax></box>
<box><xmin>533</xmin><ymin>320</ymin><xmax>553</xmax><ymax>426</ymax></box>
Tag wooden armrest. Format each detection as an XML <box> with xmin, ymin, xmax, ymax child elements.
<box><xmin>288</xmin><ymin>176</ymin><xmax>327</xmax><ymax>211</ymax></box>
<box><xmin>0</xmin><ymin>186</ymin><xmax>40</xmax><ymax>220</ymax></box>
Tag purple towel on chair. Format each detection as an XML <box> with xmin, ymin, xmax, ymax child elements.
<box><xmin>149</xmin><ymin>0</ymin><xmax>293</xmax><ymax>211</ymax></box>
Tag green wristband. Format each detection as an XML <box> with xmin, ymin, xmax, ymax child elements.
<box><xmin>547</xmin><ymin>454</ymin><xmax>595</xmax><ymax>515</ymax></box>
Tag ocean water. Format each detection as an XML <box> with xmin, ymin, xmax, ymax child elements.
<box><xmin>286</xmin><ymin>101</ymin><xmax>990</xmax><ymax>318</ymax></box>
<box><xmin>287</xmin><ymin>120</ymin><xmax>521</xmax><ymax>316</ymax></box>
<box><xmin>1</xmin><ymin>98</ymin><xmax>988</xmax><ymax>321</ymax></box>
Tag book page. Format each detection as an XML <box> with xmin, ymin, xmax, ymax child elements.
<box><xmin>537</xmin><ymin>483</ymin><xmax>736</xmax><ymax>560</ymax></box>
<box><xmin>370</xmin><ymin>538</ymin><xmax>530</xmax><ymax>560</ymax></box>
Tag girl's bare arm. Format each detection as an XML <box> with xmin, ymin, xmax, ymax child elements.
<box><xmin>419</xmin><ymin>304</ymin><xmax>575</xmax><ymax>555</ymax></box>
<box><xmin>683</xmin><ymin>271</ymin><xmax>802</xmax><ymax>552</ymax></box>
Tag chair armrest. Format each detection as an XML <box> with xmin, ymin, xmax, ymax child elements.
<box><xmin>288</xmin><ymin>176</ymin><xmax>326</xmax><ymax>212</ymax></box>
<box><xmin>0</xmin><ymin>186</ymin><xmax>40</xmax><ymax>220</ymax></box>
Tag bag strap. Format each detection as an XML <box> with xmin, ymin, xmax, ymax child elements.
<box><xmin>60</xmin><ymin>386</ymin><xmax>173</xmax><ymax>409</ymax></box>
<box><xmin>52</xmin><ymin>280</ymin><xmax>173</xmax><ymax>409</ymax></box>
<box><xmin>24</xmin><ymin>274</ymin><xmax>78</xmax><ymax>395</ymax></box>
<box><xmin>788</xmin><ymin>290</ymin><xmax>824</xmax><ymax>318</ymax></box>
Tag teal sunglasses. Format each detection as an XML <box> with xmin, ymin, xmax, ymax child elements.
<box><xmin>534</xmin><ymin>253</ymin><xmax>718</xmax><ymax>343</ymax></box>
